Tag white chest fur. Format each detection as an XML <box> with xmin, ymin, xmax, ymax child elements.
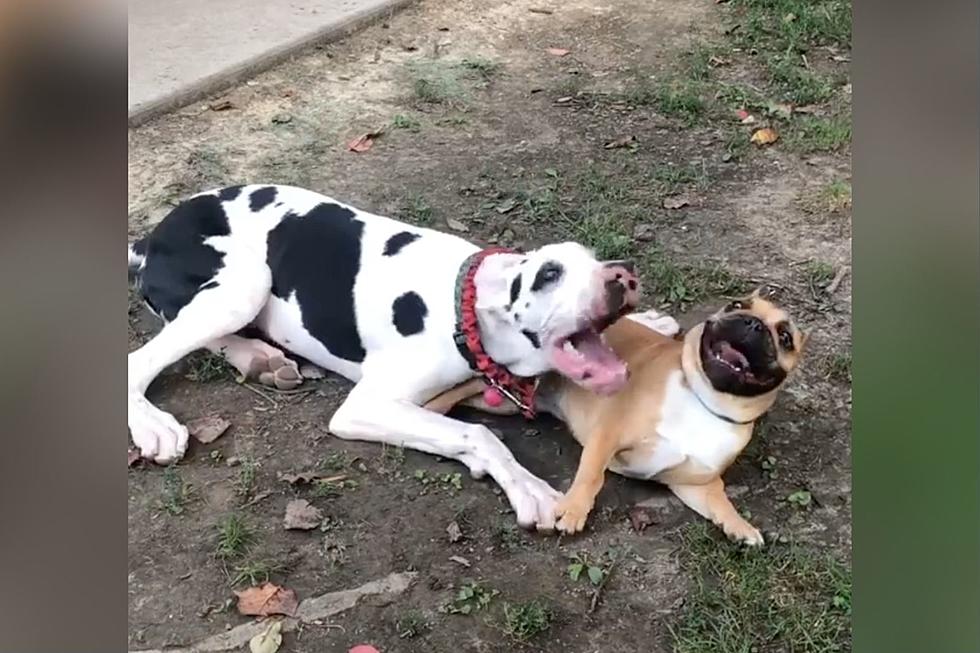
<box><xmin>623</xmin><ymin>371</ymin><xmax>749</xmax><ymax>480</ymax></box>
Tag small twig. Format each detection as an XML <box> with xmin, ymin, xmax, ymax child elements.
<box><xmin>528</xmin><ymin>6</ymin><xmax>553</xmax><ymax>14</ymax></box>
<box><xmin>825</xmin><ymin>265</ymin><xmax>849</xmax><ymax>295</ymax></box>
<box><xmin>242</xmin><ymin>382</ymin><xmax>279</xmax><ymax>407</ymax></box>
<box><xmin>588</xmin><ymin>556</ymin><xmax>620</xmax><ymax>614</ymax></box>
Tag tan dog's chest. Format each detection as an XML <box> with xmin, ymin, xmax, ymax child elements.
<box><xmin>597</xmin><ymin>371</ymin><xmax>751</xmax><ymax>485</ymax></box>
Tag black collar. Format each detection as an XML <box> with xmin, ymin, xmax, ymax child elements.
<box><xmin>691</xmin><ymin>389</ymin><xmax>761</xmax><ymax>425</ymax></box>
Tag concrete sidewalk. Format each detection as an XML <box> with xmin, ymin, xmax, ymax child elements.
<box><xmin>128</xmin><ymin>0</ymin><xmax>412</xmax><ymax>126</ymax></box>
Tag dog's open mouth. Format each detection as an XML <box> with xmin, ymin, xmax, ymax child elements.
<box><xmin>708</xmin><ymin>339</ymin><xmax>762</xmax><ymax>383</ymax></box>
<box><xmin>551</xmin><ymin>325</ymin><xmax>627</xmax><ymax>395</ymax></box>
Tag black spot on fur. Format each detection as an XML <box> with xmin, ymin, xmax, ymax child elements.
<box><xmin>384</xmin><ymin>231</ymin><xmax>420</xmax><ymax>256</ymax></box>
<box><xmin>531</xmin><ymin>261</ymin><xmax>564</xmax><ymax>292</ymax></box>
<box><xmin>267</xmin><ymin>203</ymin><xmax>367</xmax><ymax>362</ymax></box>
<box><xmin>137</xmin><ymin>194</ymin><xmax>230</xmax><ymax>321</ymax></box>
<box><xmin>521</xmin><ymin>329</ymin><xmax>540</xmax><ymax>348</ymax></box>
<box><xmin>250</xmin><ymin>186</ymin><xmax>278</xmax><ymax>212</ymax></box>
<box><xmin>509</xmin><ymin>275</ymin><xmax>522</xmax><ymax>306</ymax></box>
<box><xmin>392</xmin><ymin>292</ymin><xmax>428</xmax><ymax>336</ymax></box>
<box><xmin>218</xmin><ymin>185</ymin><xmax>243</xmax><ymax>202</ymax></box>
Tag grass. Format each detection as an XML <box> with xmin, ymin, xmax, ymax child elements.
<box><xmin>669</xmin><ymin>523</ymin><xmax>852</xmax><ymax>653</ymax></box>
<box><xmin>235</xmin><ymin>456</ymin><xmax>258</xmax><ymax>497</ymax></box>
<box><xmin>399</xmin><ymin>194</ymin><xmax>433</xmax><ymax>226</ymax></box>
<box><xmin>160</xmin><ymin>465</ymin><xmax>192</xmax><ymax>515</ymax></box>
<box><xmin>407</xmin><ymin>57</ymin><xmax>500</xmax><ymax>106</ymax></box>
<box><xmin>567</xmin><ymin>551</ymin><xmax>608</xmax><ymax>586</ymax></box>
<box><xmin>823</xmin><ymin>351</ymin><xmax>852</xmax><ymax>383</ymax></box>
<box><xmin>805</xmin><ymin>259</ymin><xmax>836</xmax><ymax>295</ymax></box>
<box><xmin>321</xmin><ymin>450</ymin><xmax>355</xmax><ymax>472</ymax></box>
<box><xmin>230</xmin><ymin>558</ymin><xmax>287</xmax><ymax>587</ymax></box>
<box><xmin>787</xmin><ymin>115</ymin><xmax>851</xmax><ymax>152</ymax></box>
<box><xmin>215</xmin><ymin>513</ymin><xmax>253</xmax><ymax>560</ymax></box>
<box><xmin>184</xmin><ymin>351</ymin><xmax>235</xmax><ymax>383</ymax></box>
<box><xmin>651</xmin><ymin>162</ymin><xmax>709</xmax><ymax>195</ymax></box>
<box><xmin>391</xmin><ymin>113</ymin><xmax>421</xmax><ymax>132</ymax></box>
<box><xmin>642</xmin><ymin>248</ymin><xmax>748</xmax><ymax>309</ymax></box>
<box><xmin>801</xmin><ymin>179</ymin><xmax>852</xmax><ymax>213</ymax></box>
<box><xmin>396</xmin><ymin>610</ymin><xmax>431</xmax><ymax>639</ymax></box>
<box><xmin>767</xmin><ymin>55</ymin><xmax>835</xmax><ymax>105</ymax></box>
<box><xmin>413</xmin><ymin>469</ymin><xmax>464</xmax><ymax>495</ymax></box>
<box><xmin>653</xmin><ymin>79</ymin><xmax>708</xmax><ymax>125</ymax></box>
<box><xmin>311</xmin><ymin>477</ymin><xmax>358</xmax><ymax>498</ymax></box>
<box><xmin>503</xmin><ymin>600</ymin><xmax>552</xmax><ymax>641</ymax></box>
<box><xmin>732</xmin><ymin>0</ymin><xmax>852</xmax><ymax>55</ymax></box>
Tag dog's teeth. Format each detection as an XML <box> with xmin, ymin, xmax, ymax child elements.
<box><xmin>563</xmin><ymin>341</ymin><xmax>575</xmax><ymax>354</ymax></box>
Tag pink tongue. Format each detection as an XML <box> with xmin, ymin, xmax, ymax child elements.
<box><xmin>552</xmin><ymin>330</ymin><xmax>628</xmax><ymax>395</ymax></box>
<box><xmin>717</xmin><ymin>341</ymin><xmax>749</xmax><ymax>369</ymax></box>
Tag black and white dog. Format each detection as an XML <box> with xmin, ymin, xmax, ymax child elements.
<box><xmin>128</xmin><ymin>184</ymin><xmax>639</xmax><ymax>529</ymax></box>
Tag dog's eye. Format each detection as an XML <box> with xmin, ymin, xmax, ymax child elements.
<box><xmin>778</xmin><ymin>329</ymin><xmax>794</xmax><ymax>351</ymax></box>
<box><xmin>726</xmin><ymin>301</ymin><xmax>743</xmax><ymax>312</ymax></box>
<box><xmin>531</xmin><ymin>261</ymin><xmax>564</xmax><ymax>291</ymax></box>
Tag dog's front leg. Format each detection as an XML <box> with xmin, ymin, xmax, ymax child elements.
<box><xmin>330</xmin><ymin>381</ymin><xmax>560</xmax><ymax>531</ymax></box>
<box><xmin>554</xmin><ymin>428</ymin><xmax>621</xmax><ymax>534</ymax></box>
<box><xmin>668</xmin><ymin>478</ymin><xmax>764</xmax><ymax>546</ymax></box>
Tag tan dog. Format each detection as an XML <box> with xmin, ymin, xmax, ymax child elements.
<box><xmin>426</xmin><ymin>291</ymin><xmax>808</xmax><ymax>544</ymax></box>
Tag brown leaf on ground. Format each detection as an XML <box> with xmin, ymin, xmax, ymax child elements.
<box><xmin>449</xmin><ymin>555</ymin><xmax>471</xmax><ymax>567</ymax></box>
<box><xmin>128</xmin><ymin>448</ymin><xmax>142</xmax><ymax>467</ymax></box>
<box><xmin>234</xmin><ymin>582</ymin><xmax>299</xmax><ymax>617</ymax></box>
<box><xmin>750</xmin><ymin>127</ymin><xmax>779</xmax><ymax>146</ymax></box>
<box><xmin>663</xmin><ymin>196</ymin><xmax>690</xmax><ymax>210</ymax></box>
<box><xmin>186</xmin><ymin>415</ymin><xmax>231</xmax><ymax>444</ymax></box>
<box><xmin>283</xmin><ymin>499</ymin><xmax>323</xmax><ymax>530</ymax></box>
<box><xmin>628</xmin><ymin>506</ymin><xmax>658</xmax><ymax>533</ymax></box>
<box><xmin>347</xmin><ymin>127</ymin><xmax>385</xmax><ymax>153</ymax></box>
<box><xmin>546</xmin><ymin>47</ymin><xmax>570</xmax><ymax>57</ymax></box>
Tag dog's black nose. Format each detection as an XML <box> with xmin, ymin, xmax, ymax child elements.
<box><xmin>740</xmin><ymin>315</ymin><xmax>765</xmax><ymax>332</ymax></box>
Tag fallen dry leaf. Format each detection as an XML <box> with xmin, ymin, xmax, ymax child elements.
<box><xmin>750</xmin><ymin>127</ymin><xmax>779</xmax><ymax>146</ymax></box>
<box><xmin>249</xmin><ymin>620</ymin><xmax>283</xmax><ymax>653</ymax></box>
<box><xmin>235</xmin><ymin>582</ymin><xmax>299</xmax><ymax>617</ymax></box>
<box><xmin>347</xmin><ymin>126</ymin><xmax>385</xmax><ymax>153</ymax></box>
<box><xmin>555</xmin><ymin>96</ymin><xmax>573</xmax><ymax>104</ymax></box>
<box><xmin>446</xmin><ymin>521</ymin><xmax>463</xmax><ymax>543</ymax></box>
<box><xmin>546</xmin><ymin>47</ymin><xmax>570</xmax><ymax>57</ymax></box>
<box><xmin>604</xmin><ymin>135</ymin><xmax>638</xmax><ymax>150</ymax></box>
<box><xmin>793</xmin><ymin>104</ymin><xmax>820</xmax><ymax>115</ymax></box>
<box><xmin>628</xmin><ymin>506</ymin><xmax>657</xmax><ymax>533</ymax></box>
<box><xmin>186</xmin><ymin>415</ymin><xmax>231</xmax><ymax>444</ymax></box>
<box><xmin>128</xmin><ymin>448</ymin><xmax>142</xmax><ymax>467</ymax></box>
<box><xmin>446</xmin><ymin>218</ymin><xmax>469</xmax><ymax>233</ymax></box>
<box><xmin>283</xmin><ymin>499</ymin><xmax>323</xmax><ymax>530</ymax></box>
<box><xmin>209</xmin><ymin>99</ymin><xmax>234</xmax><ymax>111</ymax></box>
<box><xmin>663</xmin><ymin>196</ymin><xmax>690</xmax><ymax>210</ymax></box>
<box><xmin>449</xmin><ymin>555</ymin><xmax>471</xmax><ymax>567</ymax></box>
<box><xmin>494</xmin><ymin>197</ymin><xmax>518</xmax><ymax>214</ymax></box>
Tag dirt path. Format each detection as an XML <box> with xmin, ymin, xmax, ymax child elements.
<box><xmin>128</xmin><ymin>0</ymin><xmax>852</xmax><ymax>650</ymax></box>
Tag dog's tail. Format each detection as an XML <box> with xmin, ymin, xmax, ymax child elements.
<box><xmin>128</xmin><ymin>238</ymin><xmax>147</xmax><ymax>283</ymax></box>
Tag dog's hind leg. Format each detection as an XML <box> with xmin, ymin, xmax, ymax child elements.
<box><xmin>206</xmin><ymin>335</ymin><xmax>302</xmax><ymax>390</ymax></box>
<box><xmin>129</xmin><ymin>265</ymin><xmax>272</xmax><ymax>463</ymax></box>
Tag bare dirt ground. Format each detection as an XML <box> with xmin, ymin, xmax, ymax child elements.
<box><xmin>128</xmin><ymin>0</ymin><xmax>852</xmax><ymax>650</ymax></box>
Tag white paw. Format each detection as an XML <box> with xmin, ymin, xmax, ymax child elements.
<box><xmin>128</xmin><ymin>393</ymin><xmax>189</xmax><ymax>464</ymax></box>
<box><xmin>724</xmin><ymin>520</ymin><xmax>765</xmax><ymax>547</ymax></box>
<box><xmin>626</xmin><ymin>310</ymin><xmax>680</xmax><ymax>337</ymax></box>
<box><xmin>506</xmin><ymin>469</ymin><xmax>562</xmax><ymax>532</ymax></box>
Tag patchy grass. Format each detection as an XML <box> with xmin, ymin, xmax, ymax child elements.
<box><xmin>801</xmin><ymin>179</ymin><xmax>852</xmax><ymax>213</ymax></box>
<box><xmin>787</xmin><ymin>115</ymin><xmax>851</xmax><ymax>153</ymax></box>
<box><xmin>396</xmin><ymin>610</ymin><xmax>431</xmax><ymax>639</ymax></box>
<box><xmin>642</xmin><ymin>248</ymin><xmax>747</xmax><ymax>309</ymax></box>
<box><xmin>567</xmin><ymin>551</ymin><xmax>609</xmax><ymax>587</ymax></box>
<box><xmin>823</xmin><ymin>351</ymin><xmax>852</xmax><ymax>383</ymax></box>
<box><xmin>185</xmin><ymin>351</ymin><xmax>236</xmax><ymax>383</ymax></box>
<box><xmin>767</xmin><ymin>55</ymin><xmax>835</xmax><ymax>105</ymax></box>
<box><xmin>321</xmin><ymin>450</ymin><xmax>355</xmax><ymax>472</ymax></box>
<box><xmin>311</xmin><ymin>477</ymin><xmax>359</xmax><ymax>498</ymax></box>
<box><xmin>413</xmin><ymin>469</ymin><xmax>464</xmax><ymax>495</ymax></box>
<box><xmin>442</xmin><ymin>581</ymin><xmax>499</xmax><ymax>615</ymax></box>
<box><xmin>805</xmin><ymin>259</ymin><xmax>836</xmax><ymax>295</ymax></box>
<box><xmin>160</xmin><ymin>465</ymin><xmax>192</xmax><ymax>516</ymax></box>
<box><xmin>398</xmin><ymin>194</ymin><xmax>434</xmax><ymax>226</ymax></box>
<box><xmin>503</xmin><ymin>600</ymin><xmax>552</xmax><ymax>641</ymax></box>
<box><xmin>230</xmin><ymin>558</ymin><xmax>288</xmax><ymax>587</ymax></box>
<box><xmin>391</xmin><ymin>113</ymin><xmax>421</xmax><ymax>132</ymax></box>
<box><xmin>651</xmin><ymin>161</ymin><xmax>709</xmax><ymax>195</ymax></box>
<box><xmin>669</xmin><ymin>523</ymin><xmax>852</xmax><ymax>653</ymax></box>
<box><xmin>235</xmin><ymin>456</ymin><xmax>258</xmax><ymax>498</ymax></box>
<box><xmin>653</xmin><ymin>79</ymin><xmax>708</xmax><ymax>125</ymax></box>
<box><xmin>732</xmin><ymin>0</ymin><xmax>852</xmax><ymax>54</ymax></box>
<box><xmin>407</xmin><ymin>57</ymin><xmax>499</xmax><ymax>106</ymax></box>
<box><xmin>215</xmin><ymin>514</ymin><xmax>253</xmax><ymax>561</ymax></box>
